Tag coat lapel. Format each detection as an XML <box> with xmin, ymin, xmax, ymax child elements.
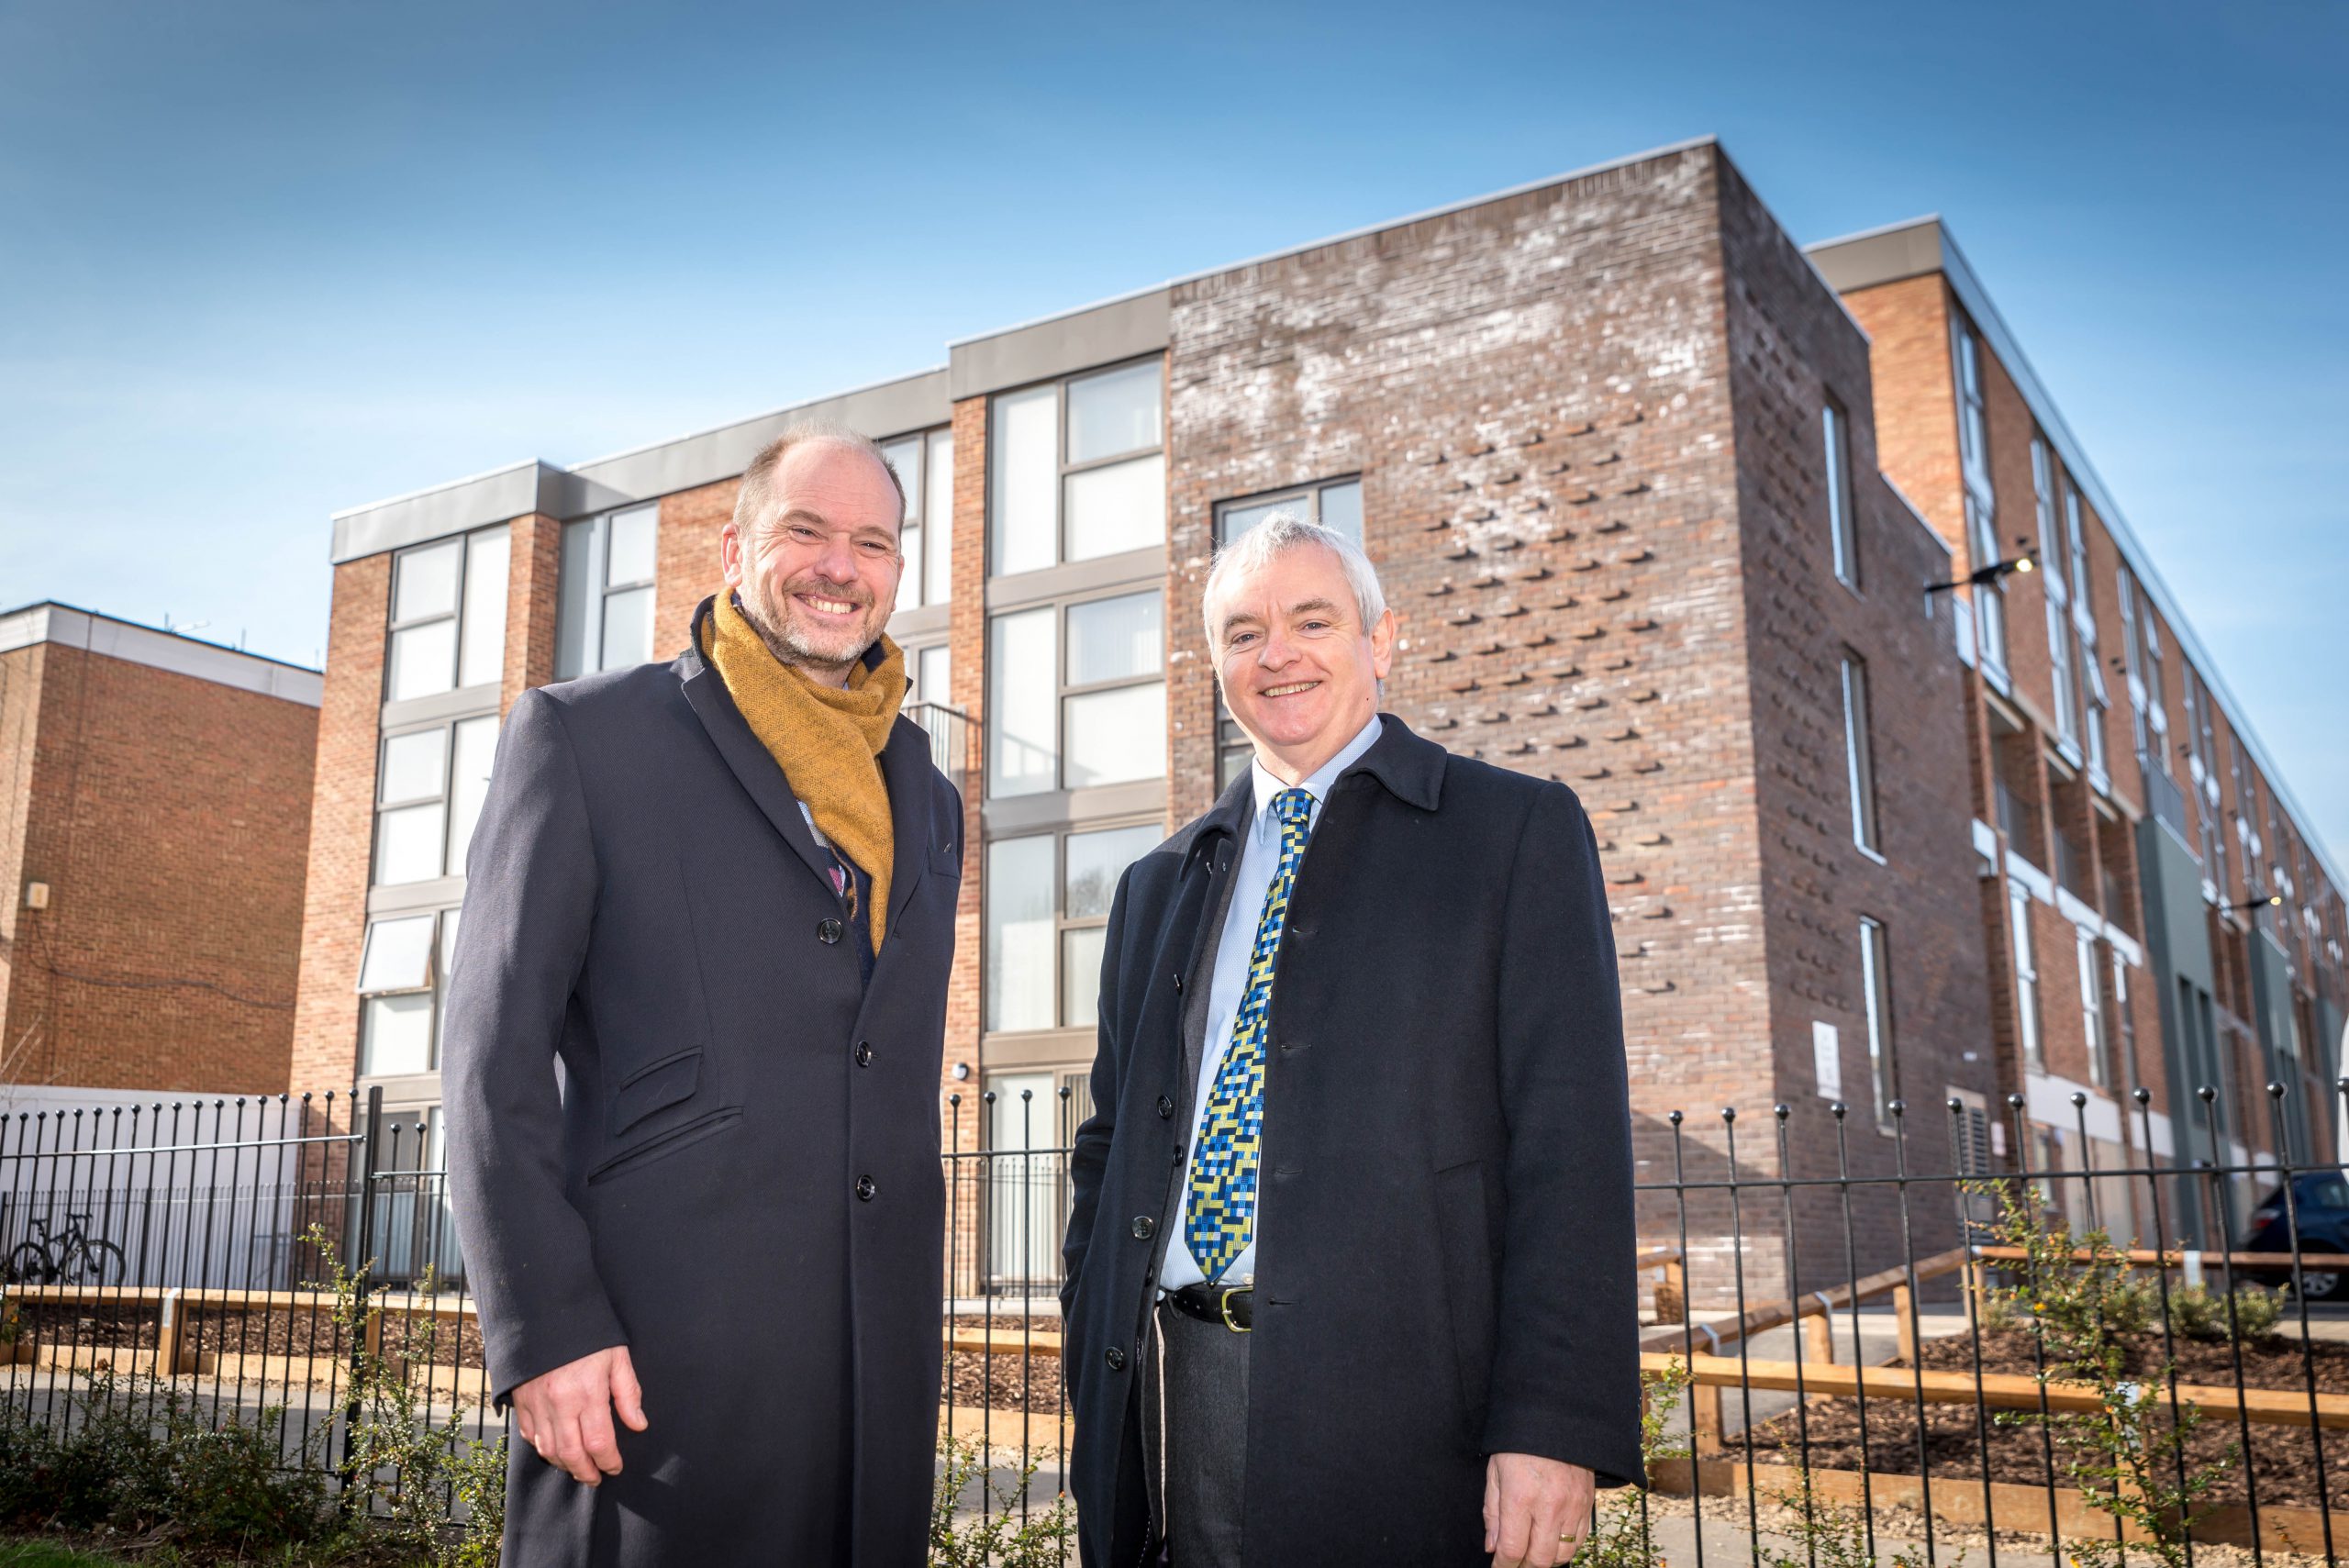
<box><xmin>677</xmin><ymin>601</ymin><xmax>841</xmax><ymax>898</ymax></box>
<box><xmin>879</xmin><ymin>716</ymin><xmax>937</xmax><ymax>936</ymax></box>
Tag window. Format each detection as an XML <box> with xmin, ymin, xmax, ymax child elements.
<box><xmin>1216</xmin><ymin>475</ymin><xmax>1365</xmax><ymax>547</ymax></box>
<box><xmin>2065</xmin><ymin>485</ymin><xmax>2108</xmax><ymax>777</ymax></box>
<box><xmin>1841</xmin><ymin>652</ymin><xmax>1879</xmax><ymax>854</ymax></box>
<box><xmin>1953</xmin><ymin>320</ymin><xmax>2006</xmax><ymax>672</ymax></box>
<box><xmin>984</xmin><ymin>822</ymin><xmax>1159</xmax><ymax>1033</ymax></box>
<box><xmin>2032</xmin><ymin>439</ymin><xmax>2078</xmax><ymax>749</ymax></box>
<box><xmin>881</xmin><ymin>428</ymin><xmax>954</xmax><ymax>612</ymax></box>
<box><xmin>1859</xmin><ymin>916</ymin><xmax>1894</xmax><ymax>1128</ymax></box>
<box><xmin>2078</xmin><ymin>930</ymin><xmax>2111</xmax><ymax>1089</ymax></box>
<box><xmin>1822</xmin><ymin>397</ymin><xmax>1858</xmax><ymax>586</ymax></box>
<box><xmin>986</xmin><ymin>590</ymin><xmax>1165</xmax><ymax>798</ymax></box>
<box><xmin>556</xmin><ymin>505</ymin><xmax>658</xmax><ymax>679</ymax></box>
<box><xmin>990</xmin><ymin>360</ymin><xmax>1165</xmax><ymax>576</ymax></box>
<box><xmin>357</xmin><ymin>909</ymin><xmax>462</xmax><ymax>1077</ymax></box>
<box><xmin>2010</xmin><ymin>885</ymin><xmax>2043</xmax><ymax>1073</ymax></box>
<box><xmin>386</xmin><ymin>527</ymin><xmax>509</xmax><ymax>703</ymax></box>
<box><xmin>907</xmin><ymin>643</ymin><xmax>952</xmax><ymax>708</ymax></box>
<box><xmin>2110</xmin><ymin>948</ymin><xmax>2135</xmax><ymax>1095</ymax></box>
<box><xmin>373</xmin><ymin>715</ymin><xmax>498</xmax><ymax>886</ymax></box>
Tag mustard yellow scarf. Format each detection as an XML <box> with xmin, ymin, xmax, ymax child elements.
<box><xmin>704</xmin><ymin>594</ymin><xmax>907</xmax><ymax>947</ymax></box>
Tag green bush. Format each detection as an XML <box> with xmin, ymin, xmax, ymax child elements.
<box><xmin>2167</xmin><ymin>1281</ymin><xmax>2281</xmax><ymax>1342</ymax></box>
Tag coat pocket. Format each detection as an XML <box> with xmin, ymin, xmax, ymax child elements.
<box><xmin>608</xmin><ymin>1049</ymin><xmax>703</xmax><ymax>1139</ymax></box>
<box><xmin>1434</xmin><ymin>1159</ymin><xmax>1497</xmax><ymax>1434</ymax></box>
<box><xmin>586</xmin><ymin>1107</ymin><xmax>742</xmax><ymax>1187</ymax></box>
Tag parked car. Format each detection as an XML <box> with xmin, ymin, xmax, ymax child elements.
<box><xmin>2239</xmin><ymin>1171</ymin><xmax>2349</xmax><ymax>1300</ymax></box>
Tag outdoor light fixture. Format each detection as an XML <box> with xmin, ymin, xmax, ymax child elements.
<box><xmin>2225</xmin><ymin>893</ymin><xmax>2284</xmax><ymax>915</ymax></box>
<box><xmin>1924</xmin><ymin>550</ymin><xmax>2036</xmax><ymax>595</ymax></box>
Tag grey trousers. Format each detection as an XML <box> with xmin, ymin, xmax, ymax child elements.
<box><xmin>1140</xmin><ymin>1299</ymin><xmax>1251</xmax><ymax>1568</ymax></box>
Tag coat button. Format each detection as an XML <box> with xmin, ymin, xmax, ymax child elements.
<box><xmin>1105</xmin><ymin>1347</ymin><xmax>1127</xmax><ymax>1372</ymax></box>
<box><xmin>854</xmin><ymin>1175</ymin><xmax>875</xmax><ymax>1201</ymax></box>
<box><xmin>818</xmin><ymin>917</ymin><xmax>844</xmax><ymax>945</ymax></box>
<box><xmin>1156</xmin><ymin>1095</ymin><xmax>1174</xmax><ymax>1119</ymax></box>
<box><xmin>854</xmin><ymin>1040</ymin><xmax>874</xmax><ymax>1067</ymax></box>
<box><xmin>1130</xmin><ymin>1216</ymin><xmax>1155</xmax><ymax>1240</ymax></box>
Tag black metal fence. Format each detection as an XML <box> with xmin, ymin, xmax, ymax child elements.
<box><xmin>0</xmin><ymin>1086</ymin><xmax>505</xmax><ymax>1501</ymax></box>
<box><xmin>12</xmin><ymin>1074</ymin><xmax>2349</xmax><ymax>1564</ymax></box>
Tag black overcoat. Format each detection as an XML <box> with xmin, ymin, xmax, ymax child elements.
<box><xmin>1060</xmin><ymin>717</ymin><xmax>1643</xmax><ymax>1567</ymax></box>
<box><xmin>443</xmin><ymin>598</ymin><xmax>961</xmax><ymax>1567</ymax></box>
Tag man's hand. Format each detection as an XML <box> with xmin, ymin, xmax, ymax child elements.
<box><xmin>1484</xmin><ymin>1451</ymin><xmax>1595</xmax><ymax>1567</ymax></box>
<box><xmin>510</xmin><ymin>1345</ymin><xmax>648</xmax><ymax>1485</ymax></box>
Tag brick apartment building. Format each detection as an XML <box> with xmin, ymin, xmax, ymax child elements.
<box><xmin>292</xmin><ymin>138</ymin><xmax>2343</xmax><ymax>1292</ymax></box>
<box><xmin>0</xmin><ymin>603</ymin><xmax>320</xmax><ymax>1096</ymax></box>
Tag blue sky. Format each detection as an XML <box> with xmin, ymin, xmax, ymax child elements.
<box><xmin>2</xmin><ymin>0</ymin><xmax>2342</xmax><ymax>860</ymax></box>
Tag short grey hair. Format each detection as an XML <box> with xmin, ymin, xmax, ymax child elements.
<box><xmin>1201</xmin><ymin>511</ymin><xmax>1388</xmax><ymax>653</ymax></box>
<box><xmin>731</xmin><ymin>420</ymin><xmax>907</xmax><ymax>541</ymax></box>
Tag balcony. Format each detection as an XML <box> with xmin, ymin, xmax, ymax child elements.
<box><xmin>2143</xmin><ymin>756</ymin><xmax>2190</xmax><ymax>841</ymax></box>
<box><xmin>907</xmin><ymin>701</ymin><xmax>974</xmax><ymax>795</ymax></box>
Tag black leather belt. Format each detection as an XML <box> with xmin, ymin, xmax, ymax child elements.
<box><xmin>1164</xmin><ymin>1281</ymin><xmax>1252</xmax><ymax>1332</ymax></box>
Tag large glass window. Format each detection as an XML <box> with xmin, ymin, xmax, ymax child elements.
<box><xmin>986</xmin><ymin>590</ymin><xmax>1166</xmax><ymax>798</ymax></box>
<box><xmin>882</xmin><ymin>427</ymin><xmax>954</xmax><ymax>613</ymax></box>
<box><xmin>373</xmin><ymin>714</ymin><xmax>499</xmax><ymax>885</ymax></box>
<box><xmin>556</xmin><ymin>505</ymin><xmax>658</xmax><ymax>679</ymax></box>
<box><xmin>985</xmin><ymin>822</ymin><xmax>1159</xmax><ymax>1034</ymax></box>
<box><xmin>1216</xmin><ymin>475</ymin><xmax>1365</xmax><ymax>547</ymax></box>
<box><xmin>1859</xmin><ymin>917</ymin><xmax>1894</xmax><ymax>1129</ymax></box>
<box><xmin>387</xmin><ymin>527</ymin><xmax>509</xmax><ymax>703</ymax></box>
<box><xmin>1842</xmin><ymin>652</ymin><xmax>1879</xmax><ymax>855</ymax></box>
<box><xmin>2032</xmin><ymin>438</ymin><xmax>2079</xmax><ymax>749</ymax></box>
<box><xmin>989</xmin><ymin>359</ymin><xmax>1165</xmax><ymax>576</ymax></box>
<box><xmin>2010</xmin><ymin>886</ymin><xmax>2043</xmax><ymax>1073</ymax></box>
<box><xmin>357</xmin><ymin>909</ymin><xmax>461</xmax><ymax>1078</ymax></box>
<box><xmin>1953</xmin><ymin>320</ymin><xmax>2006</xmax><ymax>673</ymax></box>
<box><xmin>1823</xmin><ymin>398</ymin><xmax>1858</xmax><ymax>588</ymax></box>
<box><xmin>2078</xmin><ymin>929</ymin><xmax>2111</xmax><ymax>1089</ymax></box>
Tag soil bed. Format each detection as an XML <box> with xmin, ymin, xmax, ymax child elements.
<box><xmin>946</xmin><ymin>1315</ymin><xmax>1063</xmax><ymax>1417</ymax></box>
<box><xmin>1741</xmin><ymin>1327</ymin><xmax>2349</xmax><ymax>1508</ymax></box>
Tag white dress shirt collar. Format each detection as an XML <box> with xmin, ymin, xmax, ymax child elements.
<box><xmin>1245</xmin><ymin>714</ymin><xmax>1384</xmax><ymax>841</ymax></box>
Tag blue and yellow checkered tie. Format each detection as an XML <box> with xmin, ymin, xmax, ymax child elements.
<box><xmin>1185</xmin><ymin>786</ymin><xmax>1316</xmax><ymax>1284</ymax></box>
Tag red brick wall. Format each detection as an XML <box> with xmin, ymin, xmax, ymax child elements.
<box><xmin>1714</xmin><ymin>159</ymin><xmax>1995</xmax><ymax>1275</ymax></box>
<box><xmin>504</xmin><ymin>515</ymin><xmax>562</xmax><ymax>710</ymax></box>
<box><xmin>941</xmin><ymin>395</ymin><xmax>987</xmax><ymax>1157</ymax></box>
<box><xmin>0</xmin><ymin>642</ymin><xmax>315</xmax><ymax>1093</ymax></box>
<box><xmin>288</xmin><ymin>555</ymin><xmax>391</xmax><ymax>1100</ymax></box>
<box><xmin>1839</xmin><ymin>276</ymin><xmax>1964</xmax><ymax>561</ymax></box>
<box><xmin>658</xmin><ymin>480</ymin><xmax>738</xmax><ymax>650</ymax></box>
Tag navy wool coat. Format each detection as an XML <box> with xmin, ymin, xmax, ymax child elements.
<box><xmin>1060</xmin><ymin>717</ymin><xmax>1643</xmax><ymax>1568</ymax></box>
<box><xmin>443</xmin><ymin>597</ymin><xmax>962</xmax><ymax>1568</ymax></box>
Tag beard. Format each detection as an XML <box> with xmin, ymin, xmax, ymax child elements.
<box><xmin>738</xmin><ymin>570</ymin><xmax>885</xmax><ymax>677</ymax></box>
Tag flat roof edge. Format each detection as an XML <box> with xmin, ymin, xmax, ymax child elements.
<box><xmin>0</xmin><ymin>602</ymin><xmax>324</xmax><ymax>706</ymax></box>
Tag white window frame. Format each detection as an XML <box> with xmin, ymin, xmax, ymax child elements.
<box><xmin>985</xmin><ymin>585</ymin><xmax>1167</xmax><ymax>800</ymax></box>
<box><xmin>2010</xmin><ymin>884</ymin><xmax>2043</xmax><ymax>1073</ymax></box>
<box><xmin>1859</xmin><ymin>916</ymin><xmax>1895</xmax><ymax>1129</ymax></box>
<box><xmin>556</xmin><ymin>505</ymin><xmax>659</xmax><ymax>680</ymax></box>
<box><xmin>385</xmin><ymin>526</ymin><xmax>509</xmax><ymax>704</ymax></box>
<box><xmin>1842</xmin><ymin>651</ymin><xmax>1880</xmax><ymax>857</ymax></box>
<box><xmin>881</xmin><ymin>426</ymin><xmax>954</xmax><ymax>612</ymax></box>
<box><xmin>1822</xmin><ymin>396</ymin><xmax>1859</xmax><ymax>588</ymax></box>
<box><xmin>983</xmin><ymin>818</ymin><xmax>1161</xmax><ymax>1037</ymax></box>
<box><xmin>988</xmin><ymin>357</ymin><xmax>1166</xmax><ymax>577</ymax></box>
<box><xmin>2078</xmin><ymin>929</ymin><xmax>2110</xmax><ymax>1089</ymax></box>
<box><xmin>372</xmin><ymin>713</ymin><xmax>499</xmax><ymax>888</ymax></box>
<box><xmin>1953</xmin><ymin>318</ymin><xmax>2007</xmax><ymax>673</ymax></box>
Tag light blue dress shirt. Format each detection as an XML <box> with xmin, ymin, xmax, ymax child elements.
<box><xmin>1158</xmin><ymin>714</ymin><xmax>1384</xmax><ymax>1293</ymax></box>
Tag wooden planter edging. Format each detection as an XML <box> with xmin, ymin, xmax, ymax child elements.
<box><xmin>1648</xmin><ymin>1457</ymin><xmax>2349</xmax><ymax>1553</ymax></box>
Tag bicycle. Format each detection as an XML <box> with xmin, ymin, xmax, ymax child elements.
<box><xmin>6</xmin><ymin>1214</ymin><xmax>127</xmax><ymax>1286</ymax></box>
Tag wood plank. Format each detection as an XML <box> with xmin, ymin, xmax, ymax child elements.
<box><xmin>1973</xmin><ymin>1245</ymin><xmax>2349</xmax><ymax>1270</ymax></box>
<box><xmin>947</xmin><ymin>1327</ymin><xmax>1064</xmax><ymax>1359</ymax></box>
<box><xmin>1644</xmin><ymin>1351</ymin><xmax>2349</xmax><ymax>1429</ymax></box>
<box><xmin>1638</xmin><ymin>1246</ymin><xmax>1969</xmax><ymax>1351</ymax></box>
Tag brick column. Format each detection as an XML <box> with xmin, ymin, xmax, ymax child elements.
<box><xmin>503</xmin><ymin>514</ymin><xmax>562</xmax><ymax>709</ymax></box>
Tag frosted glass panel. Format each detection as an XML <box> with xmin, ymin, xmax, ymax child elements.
<box><xmin>393</xmin><ymin>539</ymin><xmax>461</xmax><ymax>623</ymax></box>
<box><xmin>924</xmin><ymin>434</ymin><xmax>954</xmax><ymax>604</ymax></box>
<box><xmin>555</xmin><ymin>519</ymin><xmax>596</xmax><ymax>680</ymax></box>
<box><xmin>362</xmin><ymin>993</ymin><xmax>434</xmax><ymax>1077</ymax></box>
<box><xmin>1066</xmin><ymin>361</ymin><xmax>1161</xmax><ymax>463</ymax></box>
<box><xmin>375</xmin><ymin>803</ymin><xmax>447</xmax><ymax>885</ymax></box>
<box><xmin>1064</xmin><ymin>454</ymin><xmax>1164</xmax><ymax>561</ymax></box>
<box><xmin>1062</xmin><ymin>927</ymin><xmax>1108</xmax><ymax>1029</ymax></box>
<box><xmin>380</xmin><ymin>728</ymin><xmax>446</xmax><ymax>806</ymax></box>
<box><xmin>882</xmin><ymin>437</ymin><xmax>922</xmax><ymax>518</ymax></box>
<box><xmin>896</xmin><ymin>524</ymin><xmax>924</xmax><ymax>611</ymax></box>
<box><xmin>386</xmin><ymin>620</ymin><xmax>457</xmax><ymax>702</ymax></box>
<box><xmin>918</xmin><ymin>644</ymin><xmax>952</xmax><ymax>708</ymax></box>
<box><xmin>1063</xmin><ymin>682</ymin><xmax>1164</xmax><ymax>788</ymax></box>
<box><xmin>1064</xmin><ymin>824</ymin><xmax>1158</xmax><ymax>919</ymax></box>
<box><xmin>357</xmin><ymin>915</ymin><xmax>435</xmax><ymax>994</ymax></box>
<box><xmin>985</xmin><ymin>835</ymin><xmax>1054</xmax><ymax>1032</ymax></box>
<box><xmin>601</xmin><ymin>586</ymin><xmax>654</xmax><ymax>671</ymax></box>
<box><xmin>1319</xmin><ymin>480</ymin><xmax>1364</xmax><ymax>543</ymax></box>
<box><xmin>444</xmin><ymin>716</ymin><xmax>497</xmax><ymax>877</ymax></box>
<box><xmin>1065</xmin><ymin>591</ymin><xmax>1162</xmax><ymax>684</ymax></box>
<box><xmin>987</xmin><ymin>608</ymin><xmax>1056</xmax><ymax>798</ymax></box>
<box><xmin>607</xmin><ymin>506</ymin><xmax>658</xmax><ymax>586</ymax></box>
<box><xmin>457</xmin><ymin>527</ymin><xmax>509</xmax><ymax>689</ymax></box>
<box><xmin>990</xmin><ymin>386</ymin><xmax>1057</xmax><ymax>575</ymax></box>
